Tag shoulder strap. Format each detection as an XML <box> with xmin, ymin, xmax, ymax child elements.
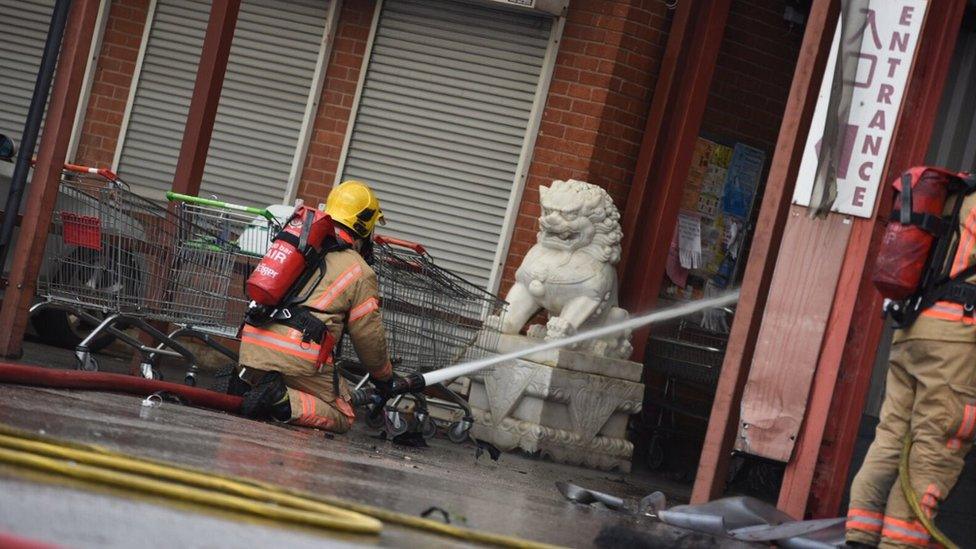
<box><xmin>900</xmin><ymin>172</ymin><xmax>913</xmax><ymax>225</ymax></box>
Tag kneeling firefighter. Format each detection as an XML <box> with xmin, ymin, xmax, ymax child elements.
<box><xmin>847</xmin><ymin>168</ymin><xmax>976</xmax><ymax>548</ymax></box>
<box><xmin>230</xmin><ymin>180</ymin><xmax>402</xmax><ymax>433</ymax></box>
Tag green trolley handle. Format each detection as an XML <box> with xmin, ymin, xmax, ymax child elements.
<box><xmin>165</xmin><ymin>191</ymin><xmax>278</xmax><ymax>223</ymax></box>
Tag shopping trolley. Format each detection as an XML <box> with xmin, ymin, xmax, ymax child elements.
<box><xmin>30</xmin><ymin>165</ymin><xmax>277</xmax><ymax>384</ymax></box>
<box><xmin>142</xmin><ymin>193</ymin><xmax>281</xmax><ymax>382</ymax></box>
<box><xmin>339</xmin><ymin>235</ymin><xmax>507</xmax><ymax>442</ymax></box>
<box><xmin>640</xmin><ymin>313</ymin><xmax>730</xmax><ymax>472</ymax></box>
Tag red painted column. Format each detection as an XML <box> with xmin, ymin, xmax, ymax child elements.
<box><xmin>171</xmin><ymin>0</ymin><xmax>240</xmax><ymax>196</ymax></box>
<box><xmin>618</xmin><ymin>0</ymin><xmax>732</xmax><ymax>360</ymax></box>
<box><xmin>802</xmin><ymin>0</ymin><xmax>967</xmax><ymax>518</ymax></box>
<box><xmin>0</xmin><ymin>0</ymin><xmax>102</xmax><ymax>358</ymax></box>
<box><xmin>690</xmin><ymin>0</ymin><xmax>839</xmax><ymax>504</ymax></box>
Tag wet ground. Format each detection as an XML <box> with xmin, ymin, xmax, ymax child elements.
<box><xmin>0</xmin><ymin>341</ymin><xmax>746</xmax><ymax>548</ymax></box>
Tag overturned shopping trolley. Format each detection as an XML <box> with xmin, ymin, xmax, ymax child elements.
<box><xmin>340</xmin><ymin>236</ymin><xmax>507</xmax><ymax>442</ymax></box>
<box><xmin>31</xmin><ymin>165</ymin><xmax>278</xmax><ymax>384</ymax></box>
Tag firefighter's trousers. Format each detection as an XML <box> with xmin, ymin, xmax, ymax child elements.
<box><xmin>244</xmin><ymin>366</ymin><xmax>356</xmax><ymax>434</ymax></box>
<box><xmin>847</xmin><ymin>339</ymin><xmax>976</xmax><ymax>548</ymax></box>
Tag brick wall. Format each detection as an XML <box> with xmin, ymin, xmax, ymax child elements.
<box><xmin>73</xmin><ymin>0</ymin><xmax>149</xmax><ymax>168</ymax></box>
<box><xmin>700</xmin><ymin>0</ymin><xmax>804</xmax><ymax>154</ymax></box>
<box><xmin>498</xmin><ymin>0</ymin><xmax>803</xmax><ymax>295</ymax></box>
<box><xmin>498</xmin><ymin>0</ymin><xmax>673</xmax><ymax>292</ymax></box>
<box><xmin>68</xmin><ymin>0</ymin><xmax>801</xmax><ymax>300</ymax></box>
<box><xmin>295</xmin><ymin>0</ymin><xmax>376</xmax><ymax>206</ymax></box>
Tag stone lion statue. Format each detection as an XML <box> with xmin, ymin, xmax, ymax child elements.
<box><xmin>500</xmin><ymin>179</ymin><xmax>632</xmax><ymax>358</ymax></box>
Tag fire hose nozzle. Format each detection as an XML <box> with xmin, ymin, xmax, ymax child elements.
<box><xmin>347</xmin><ymin>387</ymin><xmax>379</xmax><ymax>407</ymax></box>
<box><xmin>347</xmin><ymin>373</ymin><xmax>426</xmax><ymax>407</ymax></box>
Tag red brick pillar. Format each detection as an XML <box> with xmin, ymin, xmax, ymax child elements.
<box><xmin>497</xmin><ymin>0</ymin><xmax>672</xmax><ymax>293</ymax></box>
<box><xmin>296</xmin><ymin>0</ymin><xmax>377</xmax><ymax>205</ymax></box>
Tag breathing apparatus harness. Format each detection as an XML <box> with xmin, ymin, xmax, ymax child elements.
<box><xmin>244</xmin><ymin>209</ymin><xmax>353</xmax><ymax>388</ymax></box>
<box><xmin>875</xmin><ymin>168</ymin><xmax>976</xmax><ymax>328</ymax></box>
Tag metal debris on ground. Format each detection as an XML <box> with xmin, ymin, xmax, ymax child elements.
<box><xmin>420</xmin><ymin>506</ymin><xmax>467</xmax><ymax>525</ymax></box>
<box><xmin>556</xmin><ymin>482</ymin><xmax>626</xmax><ymax>511</ymax></box>
<box><xmin>656</xmin><ymin>496</ymin><xmax>847</xmax><ymax>548</ymax></box>
<box><xmin>473</xmin><ymin>438</ymin><xmax>500</xmax><ymax>462</ymax></box>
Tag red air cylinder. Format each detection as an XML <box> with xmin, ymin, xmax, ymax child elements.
<box><xmin>872</xmin><ymin>167</ymin><xmax>958</xmax><ymax>300</ymax></box>
<box><xmin>246</xmin><ymin>206</ymin><xmax>333</xmax><ymax>306</ymax></box>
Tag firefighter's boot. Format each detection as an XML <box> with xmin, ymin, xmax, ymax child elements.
<box><xmin>240</xmin><ymin>371</ymin><xmax>291</xmax><ymax>421</ymax></box>
<box><xmin>212</xmin><ymin>363</ymin><xmax>250</xmax><ymax>397</ymax></box>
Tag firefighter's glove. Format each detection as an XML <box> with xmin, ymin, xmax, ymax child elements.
<box><xmin>371</xmin><ymin>373</ymin><xmax>405</xmax><ymax>401</ymax></box>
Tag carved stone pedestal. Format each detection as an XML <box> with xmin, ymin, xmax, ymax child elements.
<box><xmin>468</xmin><ymin>343</ymin><xmax>643</xmax><ymax>472</ymax></box>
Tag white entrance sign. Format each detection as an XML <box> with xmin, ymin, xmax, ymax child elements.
<box><xmin>792</xmin><ymin>1</ymin><xmax>926</xmax><ymax>218</ymax></box>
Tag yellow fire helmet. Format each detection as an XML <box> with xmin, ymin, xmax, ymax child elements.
<box><xmin>325</xmin><ymin>180</ymin><xmax>385</xmax><ymax>238</ymax></box>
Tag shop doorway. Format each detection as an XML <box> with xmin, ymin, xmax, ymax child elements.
<box><xmin>630</xmin><ymin>0</ymin><xmax>808</xmax><ymax>497</ymax></box>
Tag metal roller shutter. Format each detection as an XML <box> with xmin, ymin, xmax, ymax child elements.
<box><xmin>340</xmin><ymin>0</ymin><xmax>553</xmax><ymax>289</ymax></box>
<box><xmin>117</xmin><ymin>0</ymin><xmax>329</xmax><ymax>204</ymax></box>
<box><xmin>0</xmin><ymin>0</ymin><xmax>55</xmax><ymax>146</ymax></box>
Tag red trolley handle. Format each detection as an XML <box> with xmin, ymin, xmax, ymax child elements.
<box><xmin>61</xmin><ymin>162</ymin><xmax>120</xmax><ymax>182</ymax></box>
<box><xmin>374</xmin><ymin>234</ymin><xmax>426</xmax><ymax>254</ymax></box>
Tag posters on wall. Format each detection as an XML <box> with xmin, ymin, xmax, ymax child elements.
<box><xmin>665</xmin><ymin>137</ymin><xmax>766</xmax><ymax>299</ymax></box>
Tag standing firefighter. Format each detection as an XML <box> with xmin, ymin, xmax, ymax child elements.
<box><xmin>231</xmin><ymin>181</ymin><xmax>401</xmax><ymax>433</ymax></box>
<box><xmin>848</xmin><ymin>168</ymin><xmax>976</xmax><ymax>548</ymax></box>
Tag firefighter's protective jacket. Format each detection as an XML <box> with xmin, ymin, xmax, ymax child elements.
<box><xmin>239</xmin><ymin>247</ymin><xmax>394</xmax><ymax>390</ymax></box>
<box><xmin>847</xmin><ymin>193</ymin><xmax>976</xmax><ymax>548</ymax></box>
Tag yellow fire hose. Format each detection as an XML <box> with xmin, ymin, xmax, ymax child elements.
<box><xmin>0</xmin><ymin>424</ymin><xmax>557</xmax><ymax>548</ymax></box>
<box><xmin>900</xmin><ymin>436</ymin><xmax>958</xmax><ymax>549</ymax></box>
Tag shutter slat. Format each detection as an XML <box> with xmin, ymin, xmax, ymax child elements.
<box><xmin>340</xmin><ymin>1</ymin><xmax>551</xmax><ymax>289</ymax></box>
<box><xmin>356</xmin><ymin>97</ymin><xmax>527</xmax><ymax>143</ymax></box>
<box><xmin>118</xmin><ymin>0</ymin><xmax>329</xmax><ymax>204</ymax></box>
<box><xmin>353</xmin><ymin>118</ymin><xmax>521</xmax><ymax>156</ymax></box>
<box><xmin>0</xmin><ymin>0</ymin><xmax>56</xmax><ymax>144</ymax></box>
<box><xmin>343</xmin><ymin>160</ymin><xmax>511</xmax><ymax>201</ymax></box>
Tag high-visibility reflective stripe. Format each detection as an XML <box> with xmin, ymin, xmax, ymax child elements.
<box><xmin>241</xmin><ymin>325</ymin><xmax>316</xmax><ymax>347</ymax></box>
<box><xmin>921</xmin><ymin>302</ymin><xmax>976</xmax><ymax>324</ymax></box>
<box><xmin>958</xmin><ymin>404</ymin><xmax>976</xmax><ymax>439</ymax></box>
<box><xmin>846</xmin><ymin>517</ymin><xmax>883</xmax><ymax>532</ymax></box>
<box><xmin>847</xmin><ymin>509</ymin><xmax>883</xmax><ymax>532</ymax></box>
<box><xmin>848</xmin><ymin>508</ymin><xmax>884</xmax><ymax>520</ymax></box>
<box><xmin>298</xmin><ymin>391</ymin><xmax>312</xmax><ymax>423</ymax></box>
<box><xmin>293</xmin><ymin>391</ymin><xmax>334</xmax><ymax>429</ymax></box>
<box><xmin>335</xmin><ymin>397</ymin><xmax>356</xmax><ymax>421</ymax></box>
<box><xmin>951</xmin><ymin>209</ymin><xmax>976</xmax><ymax>276</ymax></box>
<box><xmin>242</xmin><ymin>329</ymin><xmax>320</xmax><ymax>362</ymax></box>
<box><xmin>311</xmin><ymin>263</ymin><xmax>362</xmax><ymax>310</ymax></box>
<box><xmin>881</xmin><ymin>527</ymin><xmax>931</xmax><ymax>546</ymax></box>
<box><xmin>883</xmin><ymin>517</ymin><xmax>930</xmax><ymax>538</ymax></box>
<box><xmin>349</xmin><ymin>297</ymin><xmax>379</xmax><ymax>324</ymax></box>
<box><xmin>921</xmin><ymin>484</ymin><xmax>941</xmax><ymax>518</ymax></box>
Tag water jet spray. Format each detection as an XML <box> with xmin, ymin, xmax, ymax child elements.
<box><xmin>352</xmin><ymin>289</ymin><xmax>740</xmax><ymax>404</ymax></box>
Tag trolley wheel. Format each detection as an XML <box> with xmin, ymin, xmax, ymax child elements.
<box><xmin>184</xmin><ymin>372</ymin><xmax>197</xmax><ymax>386</ymax></box>
<box><xmin>448</xmin><ymin>419</ymin><xmax>472</xmax><ymax>444</ymax></box>
<box><xmin>646</xmin><ymin>436</ymin><xmax>665</xmax><ymax>471</ymax></box>
<box><xmin>31</xmin><ymin>308</ymin><xmax>116</xmax><ymax>352</ymax></box>
<box><xmin>386</xmin><ymin>411</ymin><xmax>410</xmax><ymax>436</ymax></box>
<box><xmin>418</xmin><ymin>414</ymin><xmax>437</xmax><ymax>440</ymax></box>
